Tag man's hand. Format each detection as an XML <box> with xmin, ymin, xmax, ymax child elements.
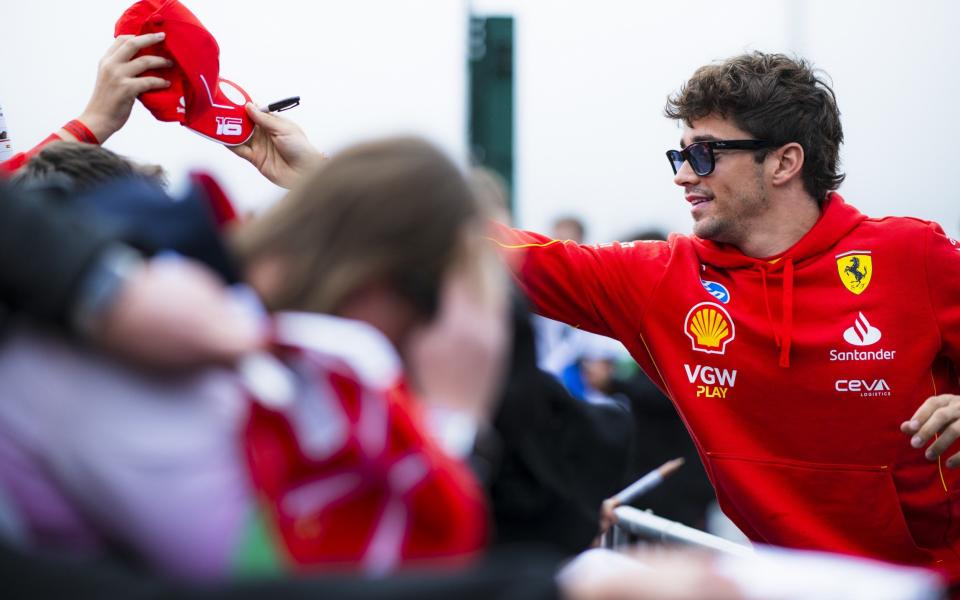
<box><xmin>229</xmin><ymin>103</ymin><xmax>324</xmax><ymax>189</ymax></box>
<box><xmin>94</xmin><ymin>257</ymin><xmax>265</xmax><ymax>370</ymax></box>
<box><xmin>560</xmin><ymin>548</ymin><xmax>744</xmax><ymax>600</ymax></box>
<box><xmin>596</xmin><ymin>498</ymin><xmax>620</xmax><ymax>544</ymax></box>
<box><xmin>902</xmin><ymin>394</ymin><xmax>960</xmax><ymax>467</ymax></box>
<box><xmin>73</xmin><ymin>33</ymin><xmax>172</xmax><ymax>144</ymax></box>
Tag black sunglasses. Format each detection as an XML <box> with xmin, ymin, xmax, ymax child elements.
<box><xmin>666</xmin><ymin>140</ymin><xmax>775</xmax><ymax>176</ymax></box>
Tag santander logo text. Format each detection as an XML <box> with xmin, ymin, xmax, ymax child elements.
<box><xmin>684</xmin><ymin>364</ymin><xmax>737</xmax><ymax>399</ymax></box>
<box><xmin>829</xmin><ymin>312</ymin><xmax>895</xmax><ymax>362</ymax></box>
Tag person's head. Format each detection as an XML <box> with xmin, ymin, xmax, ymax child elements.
<box><xmin>665</xmin><ymin>52</ymin><xmax>844</xmax><ymax>247</ymax></box>
<box><xmin>11</xmin><ymin>141</ymin><xmax>166</xmax><ymax>192</ymax></box>
<box><xmin>231</xmin><ymin>136</ymin><xmax>483</xmax><ymax>348</ymax></box>
<box><xmin>578</xmin><ymin>334</ymin><xmax>627</xmax><ymax>394</ymax></box>
<box><xmin>551</xmin><ymin>215</ymin><xmax>586</xmax><ymax>243</ymax></box>
<box><xmin>621</xmin><ymin>228</ymin><xmax>667</xmax><ymax>243</ymax></box>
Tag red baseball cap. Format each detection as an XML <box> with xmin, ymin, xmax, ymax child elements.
<box><xmin>115</xmin><ymin>0</ymin><xmax>254</xmax><ymax>146</ymax></box>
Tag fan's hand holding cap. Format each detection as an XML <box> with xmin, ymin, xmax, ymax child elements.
<box><xmin>115</xmin><ymin>0</ymin><xmax>254</xmax><ymax>146</ymax></box>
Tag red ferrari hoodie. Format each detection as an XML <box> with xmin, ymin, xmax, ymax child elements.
<box><xmin>493</xmin><ymin>193</ymin><xmax>960</xmax><ymax>580</ymax></box>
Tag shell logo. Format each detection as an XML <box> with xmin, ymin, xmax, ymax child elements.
<box><xmin>684</xmin><ymin>302</ymin><xmax>736</xmax><ymax>355</ymax></box>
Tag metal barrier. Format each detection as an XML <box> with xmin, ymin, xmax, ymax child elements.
<box><xmin>606</xmin><ymin>506</ymin><xmax>754</xmax><ymax>557</ymax></box>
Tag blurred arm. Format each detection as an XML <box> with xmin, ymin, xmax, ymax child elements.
<box><xmin>0</xmin><ymin>183</ymin><xmax>117</xmax><ymax>328</ymax></box>
<box><xmin>0</xmin><ymin>183</ymin><xmax>262</xmax><ymax>369</ymax></box>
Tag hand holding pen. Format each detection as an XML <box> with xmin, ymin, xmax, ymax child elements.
<box><xmin>229</xmin><ymin>96</ymin><xmax>326</xmax><ymax>189</ymax></box>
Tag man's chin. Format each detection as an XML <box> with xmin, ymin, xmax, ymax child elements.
<box><xmin>692</xmin><ymin>219</ymin><xmax>719</xmax><ymax>240</ymax></box>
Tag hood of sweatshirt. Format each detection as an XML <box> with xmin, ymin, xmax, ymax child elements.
<box><xmin>687</xmin><ymin>193</ymin><xmax>867</xmax><ymax>367</ymax></box>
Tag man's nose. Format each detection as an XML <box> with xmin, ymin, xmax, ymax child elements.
<box><xmin>673</xmin><ymin>158</ymin><xmax>700</xmax><ymax>187</ymax></box>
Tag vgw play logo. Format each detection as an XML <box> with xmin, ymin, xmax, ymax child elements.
<box><xmin>684</xmin><ymin>364</ymin><xmax>738</xmax><ymax>399</ymax></box>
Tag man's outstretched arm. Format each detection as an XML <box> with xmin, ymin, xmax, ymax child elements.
<box><xmin>487</xmin><ymin>222</ymin><xmax>671</xmax><ymax>341</ymax></box>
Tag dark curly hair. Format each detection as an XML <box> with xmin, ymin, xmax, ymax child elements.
<box><xmin>665</xmin><ymin>52</ymin><xmax>844</xmax><ymax>201</ymax></box>
<box><xmin>12</xmin><ymin>141</ymin><xmax>166</xmax><ymax>192</ymax></box>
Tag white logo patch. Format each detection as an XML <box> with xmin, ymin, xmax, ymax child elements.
<box><xmin>215</xmin><ymin>116</ymin><xmax>244</xmax><ymax>136</ymax></box>
<box><xmin>835</xmin><ymin>378</ymin><xmax>892</xmax><ymax>397</ymax></box>
<box><xmin>684</xmin><ymin>364</ymin><xmax>737</xmax><ymax>399</ymax></box>
<box><xmin>843</xmin><ymin>312</ymin><xmax>882</xmax><ymax>347</ymax></box>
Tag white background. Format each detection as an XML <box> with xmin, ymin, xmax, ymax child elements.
<box><xmin>4</xmin><ymin>0</ymin><xmax>958</xmax><ymax>240</ymax></box>
<box><xmin>3</xmin><ymin>0</ymin><xmax>470</xmax><ymax>213</ymax></box>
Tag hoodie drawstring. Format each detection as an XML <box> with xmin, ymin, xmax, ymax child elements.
<box><xmin>780</xmin><ymin>258</ymin><xmax>794</xmax><ymax>368</ymax></box>
<box><xmin>758</xmin><ymin>266</ymin><xmax>780</xmax><ymax>348</ymax></box>
<box><xmin>757</xmin><ymin>259</ymin><xmax>796</xmax><ymax>368</ymax></box>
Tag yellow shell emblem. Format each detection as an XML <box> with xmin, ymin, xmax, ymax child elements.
<box><xmin>684</xmin><ymin>302</ymin><xmax>735</xmax><ymax>355</ymax></box>
<box><xmin>835</xmin><ymin>251</ymin><xmax>872</xmax><ymax>295</ymax></box>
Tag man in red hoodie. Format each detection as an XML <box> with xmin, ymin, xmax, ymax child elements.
<box><xmin>488</xmin><ymin>52</ymin><xmax>960</xmax><ymax>584</ymax></box>
<box><xmin>225</xmin><ymin>50</ymin><xmax>960</xmax><ymax>587</ymax></box>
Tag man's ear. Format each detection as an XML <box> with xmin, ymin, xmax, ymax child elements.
<box><xmin>770</xmin><ymin>142</ymin><xmax>804</xmax><ymax>186</ymax></box>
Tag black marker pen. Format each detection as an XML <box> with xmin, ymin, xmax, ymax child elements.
<box><xmin>263</xmin><ymin>97</ymin><xmax>300</xmax><ymax>113</ymax></box>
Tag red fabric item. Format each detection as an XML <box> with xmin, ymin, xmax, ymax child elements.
<box><xmin>0</xmin><ymin>133</ymin><xmax>62</xmax><ymax>176</ymax></box>
<box><xmin>492</xmin><ymin>193</ymin><xmax>960</xmax><ymax>583</ymax></box>
<box><xmin>244</xmin><ymin>323</ymin><xmax>487</xmax><ymax>574</ymax></box>
<box><xmin>61</xmin><ymin>119</ymin><xmax>100</xmax><ymax>145</ymax></box>
<box><xmin>188</xmin><ymin>170</ymin><xmax>238</xmax><ymax>227</ymax></box>
<box><xmin>115</xmin><ymin>0</ymin><xmax>254</xmax><ymax>146</ymax></box>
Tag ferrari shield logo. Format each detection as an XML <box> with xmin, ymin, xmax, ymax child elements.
<box><xmin>835</xmin><ymin>251</ymin><xmax>872</xmax><ymax>295</ymax></box>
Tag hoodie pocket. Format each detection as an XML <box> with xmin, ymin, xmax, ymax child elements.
<box><xmin>706</xmin><ymin>452</ymin><xmax>932</xmax><ymax>564</ymax></box>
